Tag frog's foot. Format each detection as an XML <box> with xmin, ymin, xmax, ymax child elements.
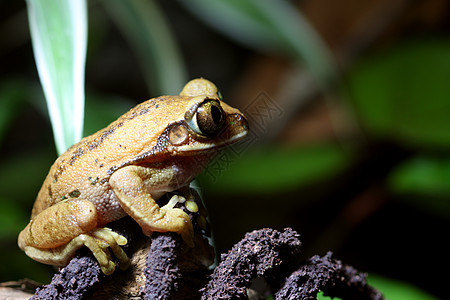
<box><xmin>76</xmin><ymin>228</ymin><xmax>130</xmax><ymax>275</ymax></box>
<box><xmin>160</xmin><ymin>207</ymin><xmax>194</xmax><ymax>247</ymax></box>
<box><xmin>161</xmin><ymin>194</ymin><xmax>186</xmax><ymax>210</ymax></box>
<box><xmin>21</xmin><ymin>227</ymin><xmax>130</xmax><ymax>275</ymax></box>
<box><xmin>147</xmin><ymin>195</ymin><xmax>194</xmax><ymax>247</ymax></box>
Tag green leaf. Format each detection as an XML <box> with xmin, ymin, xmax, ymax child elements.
<box><xmin>179</xmin><ymin>0</ymin><xmax>337</xmax><ymax>85</ymax></box>
<box><xmin>0</xmin><ymin>197</ymin><xmax>28</xmax><ymax>240</ymax></box>
<box><xmin>83</xmin><ymin>93</ymin><xmax>135</xmax><ymax>136</ymax></box>
<box><xmin>389</xmin><ymin>156</ymin><xmax>450</xmax><ymax>197</ymax></box>
<box><xmin>101</xmin><ymin>0</ymin><xmax>187</xmax><ymax>95</ymax></box>
<box><xmin>0</xmin><ymin>80</ymin><xmax>29</xmax><ymax>145</ymax></box>
<box><xmin>388</xmin><ymin>155</ymin><xmax>450</xmax><ymax>217</ymax></box>
<box><xmin>317</xmin><ymin>275</ymin><xmax>438</xmax><ymax>300</ymax></box>
<box><xmin>1</xmin><ymin>245</ymin><xmax>53</xmax><ymax>283</ymax></box>
<box><xmin>26</xmin><ymin>0</ymin><xmax>87</xmax><ymax>154</ymax></box>
<box><xmin>0</xmin><ymin>151</ymin><xmax>55</xmax><ymax>205</ymax></box>
<box><xmin>317</xmin><ymin>292</ymin><xmax>341</xmax><ymax>299</ymax></box>
<box><xmin>368</xmin><ymin>274</ymin><xmax>439</xmax><ymax>300</ymax></box>
<box><xmin>199</xmin><ymin>143</ymin><xmax>352</xmax><ymax>195</ymax></box>
<box><xmin>349</xmin><ymin>38</ymin><xmax>450</xmax><ymax>149</ymax></box>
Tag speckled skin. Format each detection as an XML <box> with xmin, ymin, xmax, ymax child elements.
<box><xmin>31</xmin><ymin>95</ymin><xmax>223</xmax><ymax>226</ymax></box>
<box><xmin>18</xmin><ymin>79</ymin><xmax>248</xmax><ymax>274</ymax></box>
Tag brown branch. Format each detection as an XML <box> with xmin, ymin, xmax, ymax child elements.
<box><xmin>275</xmin><ymin>252</ymin><xmax>384</xmax><ymax>300</ymax></box>
<box><xmin>13</xmin><ymin>226</ymin><xmax>383</xmax><ymax>299</ymax></box>
<box><xmin>202</xmin><ymin>228</ymin><xmax>302</xmax><ymax>299</ymax></box>
<box><xmin>201</xmin><ymin>228</ymin><xmax>384</xmax><ymax>300</ymax></box>
<box><xmin>144</xmin><ymin>232</ymin><xmax>181</xmax><ymax>299</ymax></box>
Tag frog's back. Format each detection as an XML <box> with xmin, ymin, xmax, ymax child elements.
<box><xmin>31</xmin><ymin>96</ymin><xmax>180</xmax><ymax>219</ymax></box>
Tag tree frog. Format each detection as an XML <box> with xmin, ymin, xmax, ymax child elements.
<box><xmin>18</xmin><ymin>78</ymin><xmax>248</xmax><ymax>275</ymax></box>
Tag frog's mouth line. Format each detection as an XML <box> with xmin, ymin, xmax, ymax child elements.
<box><xmin>175</xmin><ymin>129</ymin><xmax>249</xmax><ymax>154</ymax></box>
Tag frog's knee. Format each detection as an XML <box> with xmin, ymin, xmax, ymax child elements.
<box><xmin>18</xmin><ymin>199</ymin><xmax>98</xmax><ymax>249</ymax></box>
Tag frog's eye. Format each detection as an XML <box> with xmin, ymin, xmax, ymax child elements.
<box><xmin>188</xmin><ymin>99</ymin><xmax>225</xmax><ymax>136</ymax></box>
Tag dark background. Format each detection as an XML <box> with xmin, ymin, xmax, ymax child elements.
<box><xmin>1</xmin><ymin>1</ymin><xmax>449</xmax><ymax>298</ymax></box>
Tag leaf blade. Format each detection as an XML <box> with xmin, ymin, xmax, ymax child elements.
<box><xmin>199</xmin><ymin>144</ymin><xmax>352</xmax><ymax>195</ymax></box>
<box><xmin>179</xmin><ymin>0</ymin><xmax>337</xmax><ymax>85</ymax></box>
<box><xmin>26</xmin><ymin>0</ymin><xmax>87</xmax><ymax>154</ymax></box>
<box><xmin>349</xmin><ymin>39</ymin><xmax>450</xmax><ymax>149</ymax></box>
<box><xmin>102</xmin><ymin>0</ymin><xmax>187</xmax><ymax>95</ymax></box>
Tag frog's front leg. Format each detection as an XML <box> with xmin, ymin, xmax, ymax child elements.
<box><xmin>109</xmin><ymin>165</ymin><xmax>194</xmax><ymax>246</ymax></box>
<box><xmin>18</xmin><ymin>199</ymin><xmax>129</xmax><ymax>275</ymax></box>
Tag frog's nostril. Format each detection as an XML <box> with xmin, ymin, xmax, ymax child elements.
<box><xmin>220</xmin><ymin>113</ymin><xmax>249</xmax><ymax>142</ymax></box>
<box><xmin>230</xmin><ymin>113</ymin><xmax>249</xmax><ymax>131</ymax></box>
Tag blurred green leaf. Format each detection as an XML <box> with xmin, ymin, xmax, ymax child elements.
<box><xmin>388</xmin><ymin>155</ymin><xmax>450</xmax><ymax>217</ymax></box>
<box><xmin>0</xmin><ymin>150</ymin><xmax>55</xmax><ymax>282</ymax></box>
<box><xmin>26</xmin><ymin>0</ymin><xmax>87</xmax><ymax>154</ymax></box>
<box><xmin>389</xmin><ymin>156</ymin><xmax>450</xmax><ymax>196</ymax></box>
<box><xmin>101</xmin><ymin>0</ymin><xmax>187</xmax><ymax>95</ymax></box>
<box><xmin>349</xmin><ymin>38</ymin><xmax>450</xmax><ymax>149</ymax></box>
<box><xmin>317</xmin><ymin>292</ymin><xmax>341</xmax><ymax>299</ymax></box>
<box><xmin>200</xmin><ymin>144</ymin><xmax>352</xmax><ymax>195</ymax></box>
<box><xmin>0</xmin><ymin>151</ymin><xmax>54</xmax><ymax>205</ymax></box>
<box><xmin>368</xmin><ymin>274</ymin><xmax>439</xmax><ymax>300</ymax></box>
<box><xmin>0</xmin><ymin>197</ymin><xmax>28</xmax><ymax>240</ymax></box>
<box><xmin>318</xmin><ymin>275</ymin><xmax>439</xmax><ymax>300</ymax></box>
<box><xmin>179</xmin><ymin>0</ymin><xmax>337</xmax><ymax>85</ymax></box>
<box><xmin>0</xmin><ymin>80</ymin><xmax>28</xmax><ymax>144</ymax></box>
<box><xmin>0</xmin><ymin>243</ymin><xmax>53</xmax><ymax>282</ymax></box>
<box><xmin>83</xmin><ymin>93</ymin><xmax>134</xmax><ymax>136</ymax></box>
<box><xmin>265</xmin><ymin>275</ymin><xmax>438</xmax><ymax>299</ymax></box>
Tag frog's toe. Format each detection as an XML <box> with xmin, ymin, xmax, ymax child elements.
<box><xmin>77</xmin><ymin>232</ymin><xmax>116</xmax><ymax>275</ymax></box>
<box><xmin>77</xmin><ymin>228</ymin><xmax>130</xmax><ymax>275</ymax></box>
<box><xmin>90</xmin><ymin>228</ymin><xmax>130</xmax><ymax>271</ymax></box>
<box><xmin>161</xmin><ymin>194</ymin><xmax>186</xmax><ymax>210</ymax></box>
<box><xmin>101</xmin><ymin>260</ymin><xmax>116</xmax><ymax>275</ymax></box>
<box><xmin>164</xmin><ymin>208</ymin><xmax>194</xmax><ymax>247</ymax></box>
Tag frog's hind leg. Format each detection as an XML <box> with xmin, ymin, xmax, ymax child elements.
<box><xmin>20</xmin><ymin>228</ymin><xmax>129</xmax><ymax>275</ymax></box>
<box><xmin>18</xmin><ymin>199</ymin><xmax>98</xmax><ymax>251</ymax></box>
<box><xmin>18</xmin><ymin>199</ymin><xmax>129</xmax><ymax>275</ymax></box>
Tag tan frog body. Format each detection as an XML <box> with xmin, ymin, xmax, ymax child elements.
<box><xmin>18</xmin><ymin>78</ymin><xmax>248</xmax><ymax>275</ymax></box>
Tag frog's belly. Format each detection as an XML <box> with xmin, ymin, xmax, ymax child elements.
<box><xmin>92</xmin><ymin>189</ymin><xmax>127</xmax><ymax>226</ymax></box>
